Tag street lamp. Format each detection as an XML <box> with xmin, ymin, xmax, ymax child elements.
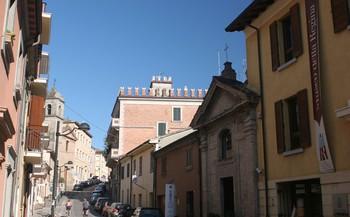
<box><xmin>51</xmin><ymin>121</ymin><xmax>90</xmax><ymax>216</ymax></box>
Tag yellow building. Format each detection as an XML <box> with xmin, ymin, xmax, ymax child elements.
<box><xmin>59</xmin><ymin>121</ymin><xmax>93</xmax><ymax>190</ymax></box>
<box><xmin>227</xmin><ymin>0</ymin><xmax>350</xmax><ymax>216</ymax></box>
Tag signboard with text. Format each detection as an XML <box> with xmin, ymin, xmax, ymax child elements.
<box><xmin>165</xmin><ymin>184</ymin><xmax>176</xmax><ymax>217</ymax></box>
<box><xmin>305</xmin><ymin>0</ymin><xmax>334</xmax><ymax>173</ymax></box>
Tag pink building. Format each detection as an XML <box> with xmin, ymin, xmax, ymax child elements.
<box><xmin>0</xmin><ymin>1</ymin><xmax>51</xmax><ymax>216</ymax></box>
<box><xmin>105</xmin><ymin>76</ymin><xmax>205</xmax><ymax>201</ymax></box>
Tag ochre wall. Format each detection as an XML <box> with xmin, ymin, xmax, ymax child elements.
<box><xmin>244</xmin><ymin>0</ymin><xmax>350</xmax><ymax>180</ymax></box>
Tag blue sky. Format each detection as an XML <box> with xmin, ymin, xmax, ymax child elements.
<box><xmin>45</xmin><ymin>0</ymin><xmax>251</xmax><ymax>150</ymax></box>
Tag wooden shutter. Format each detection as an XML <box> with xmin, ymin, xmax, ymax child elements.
<box><xmin>290</xmin><ymin>3</ymin><xmax>303</xmax><ymax>57</ymax></box>
<box><xmin>270</xmin><ymin>22</ymin><xmax>280</xmax><ymax>71</ymax></box>
<box><xmin>275</xmin><ymin>100</ymin><xmax>285</xmax><ymax>153</ymax></box>
<box><xmin>331</xmin><ymin>0</ymin><xmax>350</xmax><ymax>33</ymax></box>
<box><xmin>297</xmin><ymin>89</ymin><xmax>311</xmax><ymax>148</ymax></box>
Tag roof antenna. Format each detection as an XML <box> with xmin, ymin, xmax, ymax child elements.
<box><xmin>217</xmin><ymin>50</ymin><xmax>221</xmax><ymax>75</ymax></box>
<box><xmin>224</xmin><ymin>43</ymin><xmax>229</xmax><ymax>62</ymax></box>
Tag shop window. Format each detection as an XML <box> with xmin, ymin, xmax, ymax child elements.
<box><xmin>275</xmin><ymin>89</ymin><xmax>310</xmax><ymax>154</ymax></box>
<box><xmin>219</xmin><ymin>129</ymin><xmax>232</xmax><ymax>160</ymax></box>
<box><xmin>331</xmin><ymin>0</ymin><xmax>350</xmax><ymax>33</ymax></box>
<box><xmin>270</xmin><ymin>4</ymin><xmax>302</xmax><ymax>71</ymax></box>
<box><xmin>278</xmin><ymin>180</ymin><xmax>322</xmax><ymax>216</ymax></box>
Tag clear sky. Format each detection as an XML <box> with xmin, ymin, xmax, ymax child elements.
<box><xmin>45</xmin><ymin>0</ymin><xmax>251</xmax><ymax>150</ymax></box>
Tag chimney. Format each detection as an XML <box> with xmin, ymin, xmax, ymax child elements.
<box><xmin>135</xmin><ymin>87</ymin><xmax>139</xmax><ymax>96</ymax></box>
<box><xmin>221</xmin><ymin>62</ymin><xmax>236</xmax><ymax>80</ymax></box>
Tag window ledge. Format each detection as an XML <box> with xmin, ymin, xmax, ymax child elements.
<box><xmin>277</xmin><ymin>58</ymin><xmax>297</xmax><ymax>72</ymax></box>
<box><xmin>185</xmin><ymin>165</ymin><xmax>193</xmax><ymax>171</ymax></box>
<box><xmin>283</xmin><ymin>148</ymin><xmax>304</xmax><ymax>156</ymax></box>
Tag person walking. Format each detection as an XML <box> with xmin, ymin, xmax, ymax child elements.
<box><xmin>65</xmin><ymin>199</ymin><xmax>72</xmax><ymax>216</ymax></box>
<box><xmin>82</xmin><ymin>198</ymin><xmax>90</xmax><ymax>216</ymax></box>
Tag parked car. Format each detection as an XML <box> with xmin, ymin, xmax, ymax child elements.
<box><xmin>132</xmin><ymin>208</ymin><xmax>163</xmax><ymax>217</ymax></box>
<box><xmin>94</xmin><ymin>197</ymin><xmax>110</xmax><ymax>212</ymax></box>
<box><xmin>90</xmin><ymin>192</ymin><xmax>103</xmax><ymax>205</ymax></box>
<box><xmin>73</xmin><ymin>184</ymin><xmax>83</xmax><ymax>191</ymax></box>
<box><xmin>111</xmin><ymin>204</ymin><xmax>133</xmax><ymax>217</ymax></box>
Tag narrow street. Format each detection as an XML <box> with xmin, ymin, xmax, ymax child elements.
<box><xmin>55</xmin><ymin>191</ymin><xmax>102</xmax><ymax>217</ymax></box>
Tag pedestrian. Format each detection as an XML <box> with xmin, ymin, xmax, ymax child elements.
<box><xmin>82</xmin><ymin>198</ymin><xmax>89</xmax><ymax>216</ymax></box>
<box><xmin>65</xmin><ymin>199</ymin><xmax>72</xmax><ymax>216</ymax></box>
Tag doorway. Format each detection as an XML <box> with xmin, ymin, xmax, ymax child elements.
<box><xmin>278</xmin><ymin>179</ymin><xmax>323</xmax><ymax>217</ymax></box>
<box><xmin>221</xmin><ymin>177</ymin><xmax>234</xmax><ymax>217</ymax></box>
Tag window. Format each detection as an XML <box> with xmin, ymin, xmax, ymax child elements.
<box><xmin>157</xmin><ymin>122</ymin><xmax>167</xmax><ymax>137</ymax></box>
<box><xmin>47</xmin><ymin>104</ymin><xmax>52</xmax><ymax>115</ymax></box>
<box><xmin>65</xmin><ymin>141</ymin><xmax>69</xmax><ymax>152</ymax></box>
<box><xmin>270</xmin><ymin>4</ymin><xmax>302</xmax><ymax>71</ymax></box>
<box><xmin>185</xmin><ymin>149</ymin><xmax>192</xmax><ymax>168</ymax></box>
<box><xmin>133</xmin><ymin>159</ymin><xmax>136</xmax><ymax>175</ymax></box>
<box><xmin>127</xmin><ymin>163</ymin><xmax>130</xmax><ymax>177</ymax></box>
<box><xmin>172</xmin><ymin>107</ymin><xmax>182</xmax><ymax>121</ymax></box>
<box><xmin>139</xmin><ymin>156</ymin><xmax>143</xmax><ymax>176</ymax></box>
<box><xmin>127</xmin><ymin>189</ymin><xmax>130</xmax><ymax>203</ymax></box>
<box><xmin>5</xmin><ymin>0</ymin><xmax>16</xmax><ymax>33</ymax></box>
<box><xmin>275</xmin><ymin>89</ymin><xmax>310</xmax><ymax>154</ymax></box>
<box><xmin>138</xmin><ymin>194</ymin><xmax>142</xmax><ymax>207</ymax></box>
<box><xmin>161</xmin><ymin>157</ymin><xmax>167</xmax><ymax>176</ymax></box>
<box><xmin>121</xmin><ymin>166</ymin><xmax>125</xmax><ymax>179</ymax></box>
<box><xmin>133</xmin><ymin>194</ymin><xmax>136</xmax><ymax>207</ymax></box>
<box><xmin>219</xmin><ymin>129</ymin><xmax>232</xmax><ymax>160</ymax></box>
<box><xmin>331</xmin><ymin>0</ymin><xmax>350</xmax><ymax>32</ymax></box>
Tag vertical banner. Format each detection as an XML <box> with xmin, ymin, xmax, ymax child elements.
<box><xmin>165</xmin><ymin>184</ymin><xmax>176</xmax><ymax>217</ymax></box>
<box><xmin>305</xmin><ymin>0</ymin><xmax>334</xmax><ymax>173</ymax></box>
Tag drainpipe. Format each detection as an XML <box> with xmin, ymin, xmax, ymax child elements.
<box><xmin>247</xmin><ymin>24</ymin><xmax>269</xmax><ymax>217</ymax></box>
<box><xmin>198</xmin><ymin>137</ymin><xmax>203</xmax><ymax>217</ymax></box>
<box><xmin>129</xmin><ymin>156</ymin><xmax>133</xmax><ymax>205</ymax></box>
<box><xmin>152</xmin><ymin>151</ymin><xmax>157</xmax><ymax>207</ymax></box>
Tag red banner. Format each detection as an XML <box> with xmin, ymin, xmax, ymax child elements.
<box><xmin>305</xmin><ymin>0</ymin><xmax>334</xmax><ymax>173</ymax></box>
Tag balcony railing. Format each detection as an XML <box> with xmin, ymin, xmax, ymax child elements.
<box><xmin>26</xmin><ymin>128</ymin><xmax>42</xmax><ymax>151</ymax></box>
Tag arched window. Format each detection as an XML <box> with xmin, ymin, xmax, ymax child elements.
<box><xmin>47</xmin><ymin>104</ymin><xmax>52</xmax><ymax>115</ymax></box>
<box><xmin>220</xmin><ymin>129</ymin><xmax>232</xmax><ymax>160</ymax></box>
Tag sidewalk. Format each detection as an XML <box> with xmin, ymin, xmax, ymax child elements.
<box><xmin>33</xmin><ymin>196</ymin><xmax>68</xmax><ymax>217</ymax></box>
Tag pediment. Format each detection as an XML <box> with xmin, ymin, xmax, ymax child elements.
<box><xmin>198</xmin><ymin>87</ymin><xmax>246</xmax><ymax>124</ymax></box>
<box><xmin>191</xmin><ymin>77</ymin><xmax>258</xmax><ymax>128</ymax></box>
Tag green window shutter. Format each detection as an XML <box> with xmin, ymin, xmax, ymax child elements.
<box><xmin>297</xmin><ymin>89</ymin><xmax>311</xmax><ymax>148</ymax></box>
<box><xmin>290</xmin><ymin>3</ymin><xmax>303</xmax><ymax>57</ymax></box>
<box><xmin>270</xmin><ymin>21</ymin><xmax>280</xmax><ymax>71</ymax></box>
<box><xmin>275</xmin><ymin>100</ymin><xmax>285</xmax><ymax>153</ymax></box>
<box><xmin>331</xmin><ymin>0</ymin><xmax>350</xmax><ymax>33</ymax></box>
